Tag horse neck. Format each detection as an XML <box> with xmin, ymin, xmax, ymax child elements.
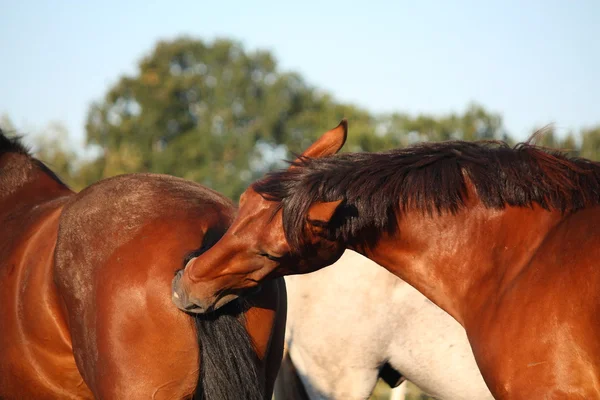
<box><xmin>357</xmin><ymin>201</ymin><xmax>565</xmax><ymax>327</ymax></box>
<box><xmin>0</xmin><ymin>153</ymin><xmax>72</xmax><ymax>212</ymax></box>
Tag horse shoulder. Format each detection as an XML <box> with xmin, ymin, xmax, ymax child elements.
<box><xmin>470</xmin><ymin>206</ymin><xmax>600</xmax><ymax>398</ymax></box>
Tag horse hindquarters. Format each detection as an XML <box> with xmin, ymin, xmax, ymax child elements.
<box><xmin>0</xmin><ymin>205</ymin><xmax>93</xmax><ymax>399</ymax></box>
<box><xmin>55</xmin><ymin>223</ymin><xmax>200</xmax><ymax>399</ymax></box>
<box><xmin>52</xmin><ymin>174</ymin><xmax>286</xmax><ymax>399</ymax></box>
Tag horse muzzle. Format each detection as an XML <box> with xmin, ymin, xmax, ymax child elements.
<box><xmin>171</xmin><ymin>269</ymin><xmax>209</xmax><ymax>314</ymax></box>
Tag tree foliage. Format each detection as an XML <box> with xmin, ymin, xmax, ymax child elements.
<box><xmin>6</xmin><ymin>37</ymin><xmax>600</xmax><ymax>199</ymax></box>
<box><xmin>79</xmin><ymin>37</ymin><xmax>512</xmax><ymax>198</ymax></box>
<box><xmin>84</xmin><ymin>37</ymin><xmax>372</xmax><ymax>197</ymax></box>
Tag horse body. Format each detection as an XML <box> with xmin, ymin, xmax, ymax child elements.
<box><xmin>174</xmin><ymin>121</ymin><xmax>600</xmax><ymax>398</ymax></box>
<box><xmin>275</xmin><ymin>250</ymin><xmax>493</xmax><ymax>400</ymax></box>
<box><xmin>0</xmin><ymin>132</ymin><xmax>286</xmax><ymax>399</ymax></box>
<box><xmin>364</xmin><ymin>196</ymin><xmax>600</xmax><ymax>398</ymax></box>
<box><xmin>458</xmin><ymin>206</ymin><xmax>600</xmax><ymax>397</ymax></box>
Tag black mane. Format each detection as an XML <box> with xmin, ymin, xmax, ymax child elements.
<box><xmin>253</xmin><ymin>139</ymin><xmax>600</xmax><ymax>252</ymax></box>
<box><xmin>0</xmin><ymin>128</ymin><xmax>31</xmax><ymax>155</ymax></box>
<box><xmin>0</xmin><ymin>128</ymin><xmax>68</xmax><ymax>188</ymax></box>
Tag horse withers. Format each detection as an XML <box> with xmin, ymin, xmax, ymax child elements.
<box><xmin>175</xmin><ymin>120</ymin><xmax>600</xmax><ymax>399</ymax></box>
<box><xmin>0</xmin><ymin>130</ymin><xmax>286</xmax><ymax>399</ymax></box>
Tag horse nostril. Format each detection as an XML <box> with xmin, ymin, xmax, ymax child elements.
<box><xmin>171</xmin><ymin>270</ymin><xmax>206</xmax><ymax>313</ymax></box>
<box><xmin>172</xmin><ymin>270</ymin><xmax>183</xmax><ymax>290</ymax></box>
<box><xmin>172</xmin><ymin>271</ymin><xmax>187</xmax><ymax>304</ymax></box>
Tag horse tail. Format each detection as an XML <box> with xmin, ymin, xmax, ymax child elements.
<box><xmin>273</xmin><ymin>350</ymin><xmax>311</xmax><ymax>400</ymax></box>
<box><xmin>192</xmin><ymin>299</ymin><xmax>264</xmax><ymax>400</ymax></box>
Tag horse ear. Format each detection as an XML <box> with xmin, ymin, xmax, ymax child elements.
<box><xmin>307</xmin><ymin>199</ymin><xmax>343</xmax><ymax>226</ymax></box>
<box><xmin>292</xmin><ymin>119</ymin><xmax>347</xmax><ymax>165</ymax></box>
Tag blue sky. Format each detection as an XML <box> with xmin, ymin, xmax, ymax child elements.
<box><xmin>1</xmin><ymin>0</ymin><xmax>598</xmax><ymax>153</ymax></box>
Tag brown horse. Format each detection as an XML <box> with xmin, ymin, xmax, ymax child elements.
<box><xmin>0</xmin><ymin>130</ymin><xmax>286</xmax><ymax>400</ymax></box>
<box><xmin>174</xmin><ymin>120</ymin><xmax>600</xmax><ymax>399</ymax></box>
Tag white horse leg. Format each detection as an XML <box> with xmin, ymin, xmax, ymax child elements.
<box><xmin>273</xmin><ymin>350</ymin><xmax>310</xmax><ymax>400</ymax></box>
<box><xmin>286</xmin><ymin>338</ymin><xmax>380</xmax><ymax>400</ymax></box>
<box><xmin>325</xmin><ymin>370</ymin><xmax>380</xmax><ymax>400</ymax></box>
<box><xmin>389</xmin><ymin>381</ymin><xmax>407</xmax><ymax>400</ymax></box>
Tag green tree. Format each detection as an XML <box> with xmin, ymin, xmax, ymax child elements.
<box><xmin>379</xmin><ymin>103</ymin><xmax>508</xmax><ymax>147</ymax></box>
<box><xmin>526</xmin><ymin>125</ymin><xmax>580</xmax><ymax>158</ymax></box>
<box><xmin>85</xmin><ymin>37</ymin><xmax>379</xmax><ymax>198</ymax></box>
<box><xmin>580</xmin><ymin>126</ymin><xmax>600</xmax><ymax>161</ymax></box>
<box><xmin>31</xmin><ymin>122</ymin><xmax>78</xmax><ymax>180</ymax></box>
<box><xmin>85</xmin><ymin>37</ymin><xmax>513</xmax><ymax>199</ymax></box>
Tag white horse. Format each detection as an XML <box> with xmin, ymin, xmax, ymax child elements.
<box><xmin>273</xmin><ymin>250</ymin><xmax>493</xmax><ymax>400</ymax></box>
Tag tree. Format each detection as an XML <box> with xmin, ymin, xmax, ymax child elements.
<box><xmin>85</xmin><ymin>37</ymin><xmax>514</xmax><ymax>199</ymax></box>
<box><xmin>31</xmin><ymin>122</ymin><xmax>78</xmax><ymax>183</ymax></box>
<box><xmin>375</xmin><ymin>103</ymin><xmax>509</xmax><ymax>152</ymax></box>
<box><xmin>85</xmin><ymin>37</ymin><xmax>378</xmax><ymax>198</ymax></box>
<box><xmin>580</xmin><ymin>126</ymin><xmax>600</xmax><ymax>161</ymax></box>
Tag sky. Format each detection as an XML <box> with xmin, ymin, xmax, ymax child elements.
<box><xmin>1</xmin><ymin>0</ymin><xmax>599</xmax><ymax>153</ymax></box>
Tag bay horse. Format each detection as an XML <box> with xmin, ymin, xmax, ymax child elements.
<box><xmin>173</xmin><ymin>120</ymin><xmax>600</xmax><ymax>399</ymax></box>
<box><xmin>273</xmin><ymin>249</ymin><xmax>492</xmax><ymax>400</ymax></box>
<box><xmin>0</xmin><ymin>130</ymin><xmax>286</xmax><ymax>399</ymax></box>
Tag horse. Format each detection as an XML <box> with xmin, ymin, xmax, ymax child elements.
<box><xmin>173</xmin><ymin>119</ymin><xmax>600</xmax><ymax>399</ymax></box>
<box><xmin>0</xmin><ymin>129</ymin><xmax>286</xmax><ymax>399</ymax></box>
<box><xmin>272</xmin><ymin>249</ymin><xmax>493</xmax><ymax>400</ymax></box>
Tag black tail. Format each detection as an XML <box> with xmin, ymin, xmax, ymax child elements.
<box><xmin>192</xmin><ymin>299</ymin><xmax>264</xmax><ymax>400</ymax></box>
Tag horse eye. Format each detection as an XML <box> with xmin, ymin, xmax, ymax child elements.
<box><xmin>259</xmin><ymin>252</ymin><xmax>283</xmax><ymax>262</ymax></box>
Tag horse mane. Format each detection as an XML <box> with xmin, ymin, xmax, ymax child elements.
<box><xmin>253</xmin><ymin>138</ymin><xmax>600</xmax><ymax>252</ymax></box>
<box><xmin>0</xmin><ymin>128</ymin><xmax>68</xmax><ymax>188</ymax></box>
<box><xmin>0</xmin><ymin>128</ymin><xmax>31</xmax><ymax>156</ymax></box>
